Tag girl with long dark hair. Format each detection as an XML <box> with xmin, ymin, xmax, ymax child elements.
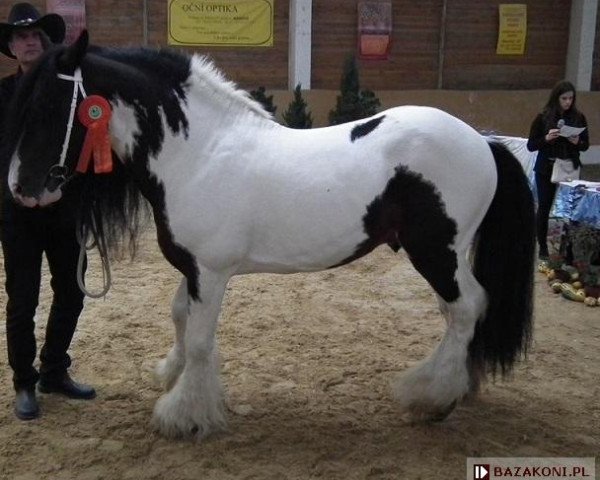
<box><xmin>527</xmin><ymin>80</ymin><xmax>589</xmax><ymax>259</ymax></box>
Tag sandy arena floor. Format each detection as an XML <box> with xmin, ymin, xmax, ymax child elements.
<box><xmin>0</xmin><ymin>228</ymin><xmax>598</xmax><ymax>480</ymax></box>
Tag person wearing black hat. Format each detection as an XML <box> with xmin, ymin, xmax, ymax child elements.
<box><xmin>0</xmin><ymin>3</ymin><xmax>95</xmax><ymax>421</ymax></box>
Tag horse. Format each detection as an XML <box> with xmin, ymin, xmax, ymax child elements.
<box><xmin>5</xmin><ymin>31</ymin><xmax>535</xmax><ymax>440</ymax></box>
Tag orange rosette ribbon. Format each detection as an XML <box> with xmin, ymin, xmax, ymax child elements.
<box><xmin>76</xmin><ymin>95</ymin><xmax>113</xmax><ymax>174</ymax></box>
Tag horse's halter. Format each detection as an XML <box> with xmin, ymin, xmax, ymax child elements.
<box><xmin>46</xmin><ymin>67</ymin><xmax>88</xmax><ymax>192</ymax></box>
<box><xmin>52</xmin><ymin>67</ymin><xmax>113</xmax><ymax>299</ymax></box>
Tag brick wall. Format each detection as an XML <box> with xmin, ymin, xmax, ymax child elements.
<box><xmin>0</xmin><ymin>0</ymin><xmax>288</xmax><ymax>89</ymax></box>
<box><xmin>0</xmin><ymin>1</ymin><xmax>597</xmax><ymax>91</ymax></box>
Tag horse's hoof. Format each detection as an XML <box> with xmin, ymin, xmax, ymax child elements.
<box><xmin>402</xmin><ymin>400</ymin><xmax>458</xmax><ymax>424</ymax></box>
<box><xmin>429</xmin><ymin>400</ymin><xmax>457</xmax><ymax>422</ymax></box>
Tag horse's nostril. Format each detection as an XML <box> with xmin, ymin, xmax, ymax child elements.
<box><xmin>14</xmin><ymin>184</ymin><xmax>22</xmax><ymax>195</ymax></box>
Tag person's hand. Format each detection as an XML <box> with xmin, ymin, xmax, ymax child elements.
<box><xmin>568</xmin><ymin>135</ymin><xmax>579</xmax><ymax>145</ymax></box>
<box><xmin>545</xmin><ymin>128</ymin><xmax>560</xmax><ymax>141</ymax></box>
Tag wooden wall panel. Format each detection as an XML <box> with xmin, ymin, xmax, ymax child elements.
<box><xmin>0</xmin><ymin>0</ymin><xmax>288</xmax><ymax>90</ymax></box>
<box><xmin>312</xmin><ymin>0</ymin><xmax>443</xmax><ymax>90</ymax></box>
<box><xmin>0</xmin><ymin>1</ymin><xmax>590</xmax><ymax>91</ymax></box>
<box><xmin>85</xmin><ymin>1</ymin><xmax>144</xmax><ymax>47</ymax></box>
<box><xmin>442</xmin><ymin>0</ymin><xmax>571</xmax><ymax>89</ymax></box>
<box><xmin>313</xmin><ymin>0</ymin><xmax>572</xmax><ymax>90</ymax></box>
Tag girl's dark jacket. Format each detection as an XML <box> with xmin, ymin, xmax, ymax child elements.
<box><xmin>527</xmin><ymin>110</ymin><xmax>589</xmax><ymax>176</ymax></box>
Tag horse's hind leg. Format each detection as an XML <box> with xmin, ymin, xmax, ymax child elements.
<box><xmin>393</xmin><ymin>250</ymin><xmax>487</xmax><ymax>421</ymax></box>
<box><xmin>155</xmin><ymin>278</ymin><xmax>188</xmax><ymax>390</ymax></box>
<box><xmin>153</xmin><ymin>269</ymin><xmax>229</xmax><ymax>439</ymax></box>
<box><xmin>434</xmin><ymin>288</ymin><xmax>483</xmax><ymax>401</ymax></box>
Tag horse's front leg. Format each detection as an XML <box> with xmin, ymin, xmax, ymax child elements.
<box><xmin>152</xmin><ymin>270</ymin><xmax>229</xmax><ymax>439</ymax></box>
<box><xmin>155</xmin><ymin>278</ymin><xmax>188</xmax><ymax>390</ymax></box>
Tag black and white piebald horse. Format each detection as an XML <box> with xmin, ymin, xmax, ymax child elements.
<box><xmin>6</xmin><ymin>32</ymin><xmax>535</xmax><ymax>439</ymax></box>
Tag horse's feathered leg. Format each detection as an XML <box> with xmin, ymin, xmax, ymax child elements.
<box><xmin>392</xmin><ymin>139</ymin><xmax>534</xmax><ymax>421</ymax></box>
<box><xmin>155</xmin><ymin>278</ymin><xmax>188</xmax><ymax>390</ymax></box>
<box><xmin>152</xmin><ymin>269</ymin><xmax>229</xmax><ymax>439</ymax></box>
<box><xmin>392</xmin><ymin>251</ymin><xmax>486</xmax><ymax>421</ymax></box>
<box><xmin>435</xmin><ymin>267</ymin><xmax>485</xmax><ymax>401</ymax></box>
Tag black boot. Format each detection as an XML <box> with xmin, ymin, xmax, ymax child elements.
<box><xmin>14</xmin><ymin>388</ymin><xmax>39</xmax><ymax>420</ymax></box>
<box><xmin>38</xmin><ymin>373</ymin><xmax>96</xmax><ymax>400</ymax></box>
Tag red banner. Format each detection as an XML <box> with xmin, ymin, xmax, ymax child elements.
<box><xmin>357</xmin><ymin>0</ymin><xmax>392</xmax><ymax>60</ymax></box>
<box><xmin>46</xmin><ymin>0</ymin><xmax>86</xmax><ymax>45</ymax></box>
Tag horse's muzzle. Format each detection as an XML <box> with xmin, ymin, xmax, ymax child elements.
<box><xmin>11</xmin><ymin>182</ymin><xmax>64</xmax><ymax>208</ymax></box>
<box><xmin>15</xmin><ymin>188</ymin><xmax>63</xmax><ymax>208</ymax></box>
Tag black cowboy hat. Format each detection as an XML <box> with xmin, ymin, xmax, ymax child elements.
<box><xmin>0</xmin><ymin>3</ymin><xmax>65</xmax><ymax>58</ymax></box>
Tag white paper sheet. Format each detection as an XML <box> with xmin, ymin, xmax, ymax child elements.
<box><xmin>558</xmin><ymin>125</ymin><xmax>586</xmax><ymax>137</ymax></box>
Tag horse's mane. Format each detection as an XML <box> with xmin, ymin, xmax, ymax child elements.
<box><xmin>78</xmin><ymin>47</ymin><xmax>273</xmax><ymax>257</ymax></box>
<box><xmin>6</xmin><ymin>44</ymin><xmax>274</xmax><ymax>259</ymax></box>
<box><xmin>187</xmin><ymin>55</ymin><xmax>272</xmax><ymax>119</ymax></box>
<box><xmin>77</xmin><ymin>47</ymin><xmax>195</xmax><ymax>258</ymax></box>
<box><xmin>90</xmin><ymin>46</ymin><xmax>271</xmax><ymax>121</ymax></box>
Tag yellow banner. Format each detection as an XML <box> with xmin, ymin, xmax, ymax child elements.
<box><xmin>496</xmin><ymin>4</ymin><xmax>527</xmax><ymax>55</ymax></box>
<box><xmin>169</xmin><ymin>0</ymin><xmax>274</xmax><ymax>47</ymax></box>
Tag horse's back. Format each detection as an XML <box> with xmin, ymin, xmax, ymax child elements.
<box><xmin>228</xmin><ymin>107</ymin><xmax>497</xmax><ymax>272</ymax></box>
<box><xmin>277</xmin><ymin>104</ymin><xmax>496</xmax><ymax>192</ymax></box>
<box><xmin>311</xmin><ymin>105</ymin><xmax>497</xmax><ymax>243</ymax></box>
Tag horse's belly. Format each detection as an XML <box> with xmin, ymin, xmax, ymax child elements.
<box><xmin>239</xmin><ymin>219</ymin><xmax>369</xmax><ymax>274</ymax></box>
<box><xmin>166</xmin><ymin>193</ymin><xmax>370</xmax><ymax>275</ymax></box>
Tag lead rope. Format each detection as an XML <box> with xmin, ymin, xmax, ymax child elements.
<box><xmin>58</xmin><ymin>68</ymin><xmax>112</xmax><ymax>298</ymax></box>
<box><xmin>76</xmin><ymin>204</ymin><xmax>112</xmax><ymax>298</ymax></box>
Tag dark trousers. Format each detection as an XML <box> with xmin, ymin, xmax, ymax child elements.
<box><xmin>535</xmin><ymin>172</ymin><xmax>558</xmax><ymax>257</ymax></box>
<box><xmin>1</xmin><ymin>201</ymin><xmax>86</xmax><ymax>390</ymax></box>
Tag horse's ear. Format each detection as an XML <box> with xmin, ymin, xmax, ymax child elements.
<box><xmin>57</xmin><ymin>30</ymin><xmax>89</xmax><ymax>72</ymax></box>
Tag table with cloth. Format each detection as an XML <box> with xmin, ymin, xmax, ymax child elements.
<box><xmin>483</xmin><ymin>136</ymin><xmax>598</xmax><ymax>266</ymax></box>
<box><xmin>550</xmin><ymin>180</ymin><xmax>600</xmax><ymax>267</ymax></box>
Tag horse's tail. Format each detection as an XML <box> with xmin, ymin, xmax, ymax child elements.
<box><xmin>469</xmin><ymin>139</ymin><xmax>535</xmax><ymax>378</ymax></box>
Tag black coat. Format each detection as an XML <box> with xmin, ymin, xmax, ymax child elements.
<box><xmin>0</xmin><ymin>72</ymin><xmax>20</xmax><ymax>202</ymax></box>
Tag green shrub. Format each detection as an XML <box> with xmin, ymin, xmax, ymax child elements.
<box><xmin>249</xmin><ymin>86</ymin><xmax>277</xmax><ymax>115</ymax></box>
<box><xmin>282</xmin><ymin>84</ymin><xmax>313</xmax><ymax>129</ymax></box>
<box><xmin>328</xmin><ymin>56</ymin><xmax>380</xmax><ymax>125</ymax></box>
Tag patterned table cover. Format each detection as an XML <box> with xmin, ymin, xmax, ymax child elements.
<box><xmin>552</xmin><ymin>180</ymin><xmax>600</xmax><ymax>229</ymax></box>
